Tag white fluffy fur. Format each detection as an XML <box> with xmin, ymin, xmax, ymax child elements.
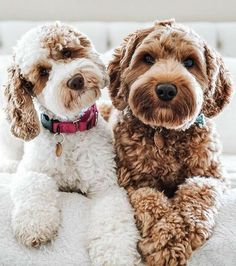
<box><xmin>0</xmin><ymin>23</ymin><xmax>141</xmax><ymax>266</ymax></box>
<box><xmin>10</xmin><ymin>114</ymin><xmax>141</xmax><ymax>265</ymax></box>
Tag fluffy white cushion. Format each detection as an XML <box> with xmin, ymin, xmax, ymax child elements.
<box><xmin>222</xmin><ymin>155</ymin><xmax>236</xmax><ymax>188</ymax></box>
<box><xmin>0</xmin><ymin>173</ymin><xmax>91</xmax><ymax>266</ymax></box>
<box><xmin>190</xmin><ymin>187</ymin><xmax>236</xmax><ymax>266</ymax></box>
<box><xmin>0</xmin><ymin>173</ymin><xmax>236</xmax><ymax>265</ymax></box>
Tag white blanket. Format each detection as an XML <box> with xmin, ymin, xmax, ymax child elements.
<box><xmin>0</xmin><ymin>173</ymin><xmax>91</xmax><ymax>266</ymax></box>
<box><xmin>189</xmin><ymin>188</ymin><xmax>236</xmax><ymax>266</ymax></box>
<box><xmin>0</xmin><ymin>173</ymin><xmax>236</xmax><ymax>266</ymax></box>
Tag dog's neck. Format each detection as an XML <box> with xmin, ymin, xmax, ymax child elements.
<box><xmin>121</xmin><ymin>107</ymin><xmax>209</xmax><ymax>150</ymax></box>
<box><xmin>122</xmin><ymin>106</ymin><xmax>206</xmax><ymax>133</ymax></box>
<box><xmin>34</xmin><ymin>98</ymin><xmax>91</xmax><ymax>122</ymax></box>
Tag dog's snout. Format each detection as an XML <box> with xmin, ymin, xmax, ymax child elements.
<box><xmin>155</xmin><ymin>83</ymin><xmax>177</xmax><ymax>101</ymax></box>
<box><xmin>67</xmin><ymin>74</ymin><xmax>84</xmax><ymax>91</ymax></box>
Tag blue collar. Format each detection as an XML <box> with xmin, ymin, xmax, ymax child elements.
<box><xmin>195</xmin><ymin>113</ymin><xmax>206</xmax><ymax>127</ymax></box>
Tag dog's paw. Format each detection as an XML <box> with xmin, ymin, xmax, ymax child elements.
<box><xmin>12</xmin><ymin>207</ymin><xmax>60</xmax><ymax>247</ymax></box>
<box><xmin>137</xmin><ymin>211</ymin><xmax>193</xmax><ymax>266</ymax></box>
<box><xmin>139</xmin><ymin>240</ymin><xmax>192</xmax><ymax>266</ymax></box>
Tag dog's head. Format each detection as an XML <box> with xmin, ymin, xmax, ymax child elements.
<box><xmin>108</xmin><ymin>19</ymin><xmax>233</xmax><ymax>130</ymax></box>
<box><xmin>5</xmin><ymin>22</ymin><xmax>108</xmax><ymax>141</ymax></box>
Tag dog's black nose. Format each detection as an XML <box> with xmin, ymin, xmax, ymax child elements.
<box><xmin>155</xmin><ymin>83</ymin><xmax>177</xmax><ymax>101</ymax></box>
<box><xmin>67</xmin><ymin>74</ymin><xmax>84</xmax><ymax>90</ymax></box>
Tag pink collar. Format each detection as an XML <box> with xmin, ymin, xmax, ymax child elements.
<box><xmin>41</xmin><ymin>104</ymin><xmax>98</xmax><ymax>134</ymax></box>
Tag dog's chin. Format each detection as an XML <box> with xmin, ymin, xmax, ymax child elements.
<box><xmin>130</xmin><ymin>104</ymin><xmax>198</xmax><ymax>130</ymax></box>
<box><xmin>41</xmin><ymin>88</ymin><xmax>101</xmax><ymax>120</ymax></box>
<box><xmin>61</xmin><ymin>90</ymin><xmax>100</xmax><ymax>119</ymax></box>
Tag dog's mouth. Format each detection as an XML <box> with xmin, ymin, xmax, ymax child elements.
<box><xmin>73</xmin><ymin>87</ymin><xmax>99</xmax><ymax>97</ymax></box>
<box><xmin>128</xmin><ymin>77</ymin><xmax>203</xmax><ymax>130</ymax></box>
<box><xmin>60</xmin><ymin>86</ymin><xmax>101</xmax><ymax>112</ymax></box>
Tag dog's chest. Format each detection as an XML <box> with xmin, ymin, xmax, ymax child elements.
<box><xmin>23</xmin><ymin>131</ymin><xmax>90</xmax><ymax>192</ymax></box>
<box><xmin>116</xmin><ymin>130</ymin><xmax>183</xmax><ymax>189</ymax></box>
<box><xmin>115</xmin><ymin>118</ymin><xmax>220</xmax><ymax>196</ymax></box>
<box><xmin>52</xmin><ymin>137</ymin><xmax>83</xmax><ymax>191</ymax></box>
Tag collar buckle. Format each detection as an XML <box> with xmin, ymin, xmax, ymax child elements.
<box><xmin>41</xmin><ymin>113</ymin><xmax>53</xmax><ymax>132</ymax></box>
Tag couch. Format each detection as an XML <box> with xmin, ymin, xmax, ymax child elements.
<box><xmin>0</xmin><ymin>21</ymin><xmax>235</xmax><ymax>265</ymax></box>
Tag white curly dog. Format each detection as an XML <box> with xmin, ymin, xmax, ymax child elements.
<box><xmin>1</xmin><ymin>22</ymin><xmax>140</xmax><ymax>266</ymax></box>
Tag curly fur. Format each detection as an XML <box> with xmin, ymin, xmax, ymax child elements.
<box><xmin>5</xmin><ymin>66</ymin><xmax>40</xmax><ymax>140</ymax></box>
<box><xmin>108</xmin><ymin>19</ymin><xmax>233</xmax><ymax>265</ymax></box>
<box><xmin>3</xmin><ymin>22</ymin><xmax>141</xmax><ymax>266</ymax></box>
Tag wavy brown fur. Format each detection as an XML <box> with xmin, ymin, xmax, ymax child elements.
<box><xmin>5</xmin><ymin>66</ymin><xmax>40</xmax><ymax>141</ymax></box>
<box><xmin>108</xmin><ymin>19</ymin><xmax>233</xmax><ymax>265</ymax></box>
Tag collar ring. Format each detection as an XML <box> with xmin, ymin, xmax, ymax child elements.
<box><xmin>54</xmin><ymin>132</ymin><xmax>65</xmax><ymax>144</ymax></box>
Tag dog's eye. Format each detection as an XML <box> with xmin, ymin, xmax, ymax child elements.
<box><xmin>143</xmin><ymin>54</ymin><xmax>155</xmax><ymax>65</ymax></box>
<box><xmin>61</xmin><ymin>48</ymin><xmax>72</xmax><ymax>58</ymax></box>
<box><xmin>39</xmin><ymin>67</ymin><xmax>49</xmax><ymax>77</ymax></box>
<box><xmin>183</xmin><ymin>58</ymin><xmax>195</xmax><ymax>68</ymax></box>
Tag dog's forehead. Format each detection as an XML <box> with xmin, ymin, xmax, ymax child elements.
<box><xmin>13</xmin><ymin>23</ymin><xmax>91</xmax><ymax>74</ymax></box>
<box><xmin>143</xmin><ymin>25</ymin><xmax>203</xmax><ymax>49</ymax></box>
<box><xmin>39</xmin><ymin>23</ymin><xmax>87</xmax><ymax>50</ymax></box>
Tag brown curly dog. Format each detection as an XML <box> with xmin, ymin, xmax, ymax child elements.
<box><xmin>107</xmin><ymin>19</ymin><xmax>234</xmax><ymax>265</ymax></box>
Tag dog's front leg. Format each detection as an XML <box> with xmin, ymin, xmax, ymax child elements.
<box><xmin>11</xmin><ymin>171</ymin><xmax>60</xmax><ymax>247</ymax></box>
<box><xmin>128</xmin><ymin>187</ymin><xmax>171</xmax><ymax>238</ymax></box>
<box><xmin>133</xmin><ymin>179</ymin><xmax>224</xmax><ymax>266</ymax></box>
<box><xmin>128</xmin><ymin>187</ymin><xmax>180</xmax><ymax>266</ymax></box>
<box><xmin>172</xmin><ymin>176</ymin><xmax>225</xmax><ymax>251</ymax></box>
<box><xmin>87</xmin><ymin>186</ymin><xmax>142</xmax><ymax>266</ymax></box>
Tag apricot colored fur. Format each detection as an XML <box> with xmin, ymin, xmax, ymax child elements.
<box><xmin>108</xmin><ymin>20</ymin><xmax>233</xmax><ymax>265</ymax></box>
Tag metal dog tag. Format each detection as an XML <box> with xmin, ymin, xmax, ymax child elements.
<box><xmin>154</xmin><ymin>131</ymin><xmax>165</xmax><ymax>149</ymax></box>
<box><xmin>55</xmin><ymin>142</ymin><xmax>62</xmax><ymax>157</ymax></box>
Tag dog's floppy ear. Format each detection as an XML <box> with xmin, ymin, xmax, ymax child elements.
<box><xmin>108</xmin><ymin>27</ymin><xmax>153</xmax><ymax>110</ymax></box>
<box><xmin>202</xmin><ymin>43</ymin><xmax>233</xmax><ymax>117</ymax></box>
<box><xmin>4</xmin><ymin>65</ymin><xmax>40</xmax><ymax>141</ymax></box>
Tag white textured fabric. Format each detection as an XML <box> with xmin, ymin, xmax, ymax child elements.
<box><xmin>189</xmin><ymin>188</ymin><xmax>236</xmax><ymax>266</ymax></box>
<box><xmin>222</xmin><ymin>155</ymin><xmax>236</xmax><ymax>188</ymax></box>
<box><xmin>1</xmin><ymin>174</ymin><xmax>236</xmax><ymax>266</ymax></box>
<box><xmin>0</xmin><ymin>173</ymin><xmax>91</xmax><ymax>266</ymax></box>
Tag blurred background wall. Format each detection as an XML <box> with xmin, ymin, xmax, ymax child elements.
<box><xmin>0</xmin><ymin>0</ymin><xmax>235</xmax><ymax>22</ymax></box>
